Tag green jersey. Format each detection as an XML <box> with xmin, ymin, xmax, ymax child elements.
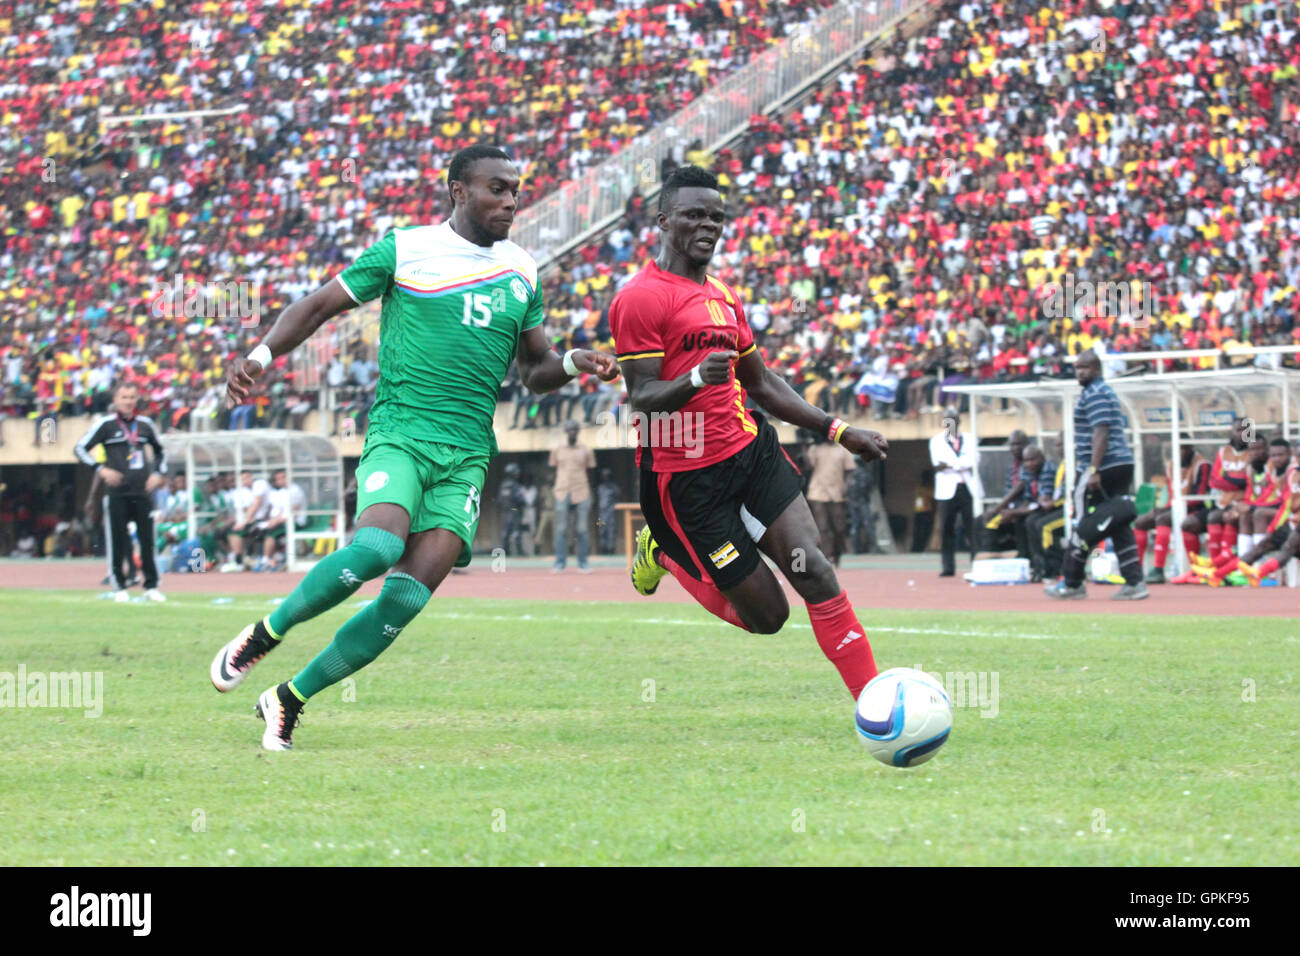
<box><xmin>336</xmin><ymin>223</ymin><xmax>544</xmax><ymax>457</ymax></box>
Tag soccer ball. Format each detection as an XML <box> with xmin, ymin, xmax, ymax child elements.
<box><xmin>855</xmin><ymin>668</ymin><xmax>953</xmax><ymax>768</ymax></box>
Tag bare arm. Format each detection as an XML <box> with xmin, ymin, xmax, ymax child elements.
<box><xmin>515</xmin><ymin>326</ymin><xmax>618</xmax><ymax>394</ymax></box>
<box><xmin>737</xmin><ymin>350</ymin><xmax>888</xmax><ymax>461</ymax></box>
<box><xmin>1086</xmin><ymin>424</ymin><xmax>1109</xmax><ymax>490</ymax></box>
<box><xmin>226</xmin><ymin>278</ymin><xmax>357</xmax><ymax>408</ymax></box>
<box><xmin>619</xmin><ymin>350</ymin><xmax>736</xmax><ymax>415</ymax></box>
<box><xmin>1091</xmin><ymin>425</ymin><xmax>1109</xmax><ymax>473</ymax></box>
<box><xmin>994</xmin><ymin>481</ymin><xmax>1026</xmax><ymax>514</ymax></box>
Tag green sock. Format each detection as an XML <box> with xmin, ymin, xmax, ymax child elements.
<box><xmin>267</xmin><ymin>526</ymin><xmax>405</xmax><ymax>637</ymax></box>
<box><xmin>290</xmin><ymin>572</ymin><xmax>432</xmax><ymax>699</ymax></box>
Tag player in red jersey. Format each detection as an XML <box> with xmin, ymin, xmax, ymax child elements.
<box><xmin>1172</xmin><ymin>419</ymin><xmax>1251</xmax><ymax>583</ymax></box>
<box><xmin>1236</xmin><ymin>440</ymin><xmax>1300</xmax><ymax>584</ymax></box>
<box><xmin>611</xmin><ymin>166</ymin><xmax>889</xmax><ymax>701</ymax></box>
<box><xmin>1133</xmin><ymin>440</ymin><xmax>1210</xmax><ymax>584</ymax></box>
<box><xmin>1239</xmin><ymin>436</ymin><xmax>1289</xmax><ymax>548</ymax></box>
<box><xmin>1204</xmin><ymin>419</ymin><xmax>1252</xmax><ymax>560</ymax></box>
<box><xmin>1198</xmin><ymin>437</ymin><xmax>1294</xmax><ymax>585</ymax></box>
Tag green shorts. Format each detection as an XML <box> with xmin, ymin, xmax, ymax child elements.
<box><xmin>354</xmin><ymin>433</ymin><xmax>489</xmax><ymax>568</ymax></box>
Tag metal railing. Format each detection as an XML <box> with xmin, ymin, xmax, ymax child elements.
<box><xmin>1076</xmin><ymin>345</ymin><xmax>1300</xmax><ymax>372</ymax></box>
<box><xmin>510</xmin><ymin>0</ymin><xmax>929</xmax><ymax>269</ymax></box>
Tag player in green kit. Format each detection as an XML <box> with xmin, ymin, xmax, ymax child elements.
<box><xmin>210</xmin><ymin>145</ymin><xmax>619</xmax><ymax>750</ymax></box>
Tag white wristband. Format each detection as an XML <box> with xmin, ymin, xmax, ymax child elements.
<box><xmin>690</xmin><ymin>364</ymin><xmax>705</xmax><ymax>388</ymax></box>
<box><xmin>562</xmin><ymin>349</ymin><xmax>580</xmax><ymax>377</ymax></box>
<box><xmin>246</xmin><ymin>343</ymin><xmax>273</xmax><ymax>368</ymax></box>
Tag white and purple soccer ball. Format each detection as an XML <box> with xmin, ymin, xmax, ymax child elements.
<box><xmin>855</xmin><ymin>667</ymin><xmax>953</xmax><ymax>768</ymax></box>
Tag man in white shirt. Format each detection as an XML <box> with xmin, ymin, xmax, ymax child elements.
<box><xmin>222</xmin><ymin>470</ymin><xmax>271</xmax><ymax>572</ymax></box>
<box><xmin>256</xmin><ymin>469</ymin><xmax>308</xmax><ymax>571</ymax></box>
<box><xmin>929</xmin><ymin>406</ymin><xmax>984</xmax><ymax>577</ymax></box>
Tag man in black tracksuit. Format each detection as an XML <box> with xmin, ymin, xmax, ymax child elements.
<box><xmin>75</xmin><ymin>380</ymin><xmax>169</xmax><ymax>600</ymax></box>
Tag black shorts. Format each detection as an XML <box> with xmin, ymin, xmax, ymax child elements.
<box><xmin>1264</xmin><ymin>525</ymin><xmax>1292</xmax><ymax>551</ymax></box>
<box><xmin>639</xmin><ymin>412</ymin><xmax>803</xmax><ymax>590</ymax></box>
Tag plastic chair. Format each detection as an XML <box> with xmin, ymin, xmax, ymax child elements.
<box><xmin>1133</xmin><ymin>483</ymin><xmax>1157</xmax><ymax>516</ymax></box>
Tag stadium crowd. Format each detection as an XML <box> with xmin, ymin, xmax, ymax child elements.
<box><xmin>6</xmin><ymin>0</ymin><xmax>1300</xmax><ymax>434</ymax></box>
<box><xmin>4</xmin><ymin>0</ymin><xmax>1300</xmax><ymax>438</ymax></box>
<box><xmin>2</xmin><ymin>0</ymin><xmax>1299</xmax><ymax>449</ymax></box>
<box><xmin>546</xmin><ymin>0</ymin><xmax>1300</xmax><ymax>420</ymax></box>
<box><xmin>0</xmin><ymin>0</ymin><xmax>833</xmax><ymax>431</ymax></box>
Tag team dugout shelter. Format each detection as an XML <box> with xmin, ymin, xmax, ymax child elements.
<box><xmin>159</xmin><ymin>430</ymin><xmax>346</xmax><ymax>572</ymax></box>
<box><xmin>944</xmin><ymin>351</ymin><xmax>1300</xmax><ymax>580</ymax></box>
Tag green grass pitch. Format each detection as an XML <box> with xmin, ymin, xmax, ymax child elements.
<box><xmin>1</xmin><ymin>589</ymin><xmax>1296</xmax><ymax>865</ymax></box>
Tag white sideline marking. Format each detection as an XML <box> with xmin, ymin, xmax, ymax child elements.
<box><xmin>51</xmin><ymin>595</ymin><xmax>1062</xmax><ymax>640</ymax></box>
<box><xmin>418</xmin><ymin>611</ymin><xmax>1062</xmax><ymax>641</ymax></box>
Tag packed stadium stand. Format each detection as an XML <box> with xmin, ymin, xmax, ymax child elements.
<box><xmin>4</xmin><ymin>0</ymin><xmax>1299</xmax><ymax>436</ymax></box>
<box><xmin>2</xmin><ymin>0</ymin><xmax>1299</xmax><ymax>557</ymax></box>
<box><xmin>1</xmin><ymin>0</ymin><xmax>837</xmax><ymax>427</ymax></box>
<box><xmin>545</xmin><ymin>0</ymin><xmax>1300</xmax><ymax>421</ymax></box>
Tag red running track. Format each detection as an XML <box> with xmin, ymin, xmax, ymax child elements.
<box><xmin>4</xmin><ymin>559</ymin><xmax>1295</xmax><ymax>617</ymax></box>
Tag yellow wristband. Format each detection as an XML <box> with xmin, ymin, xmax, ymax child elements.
<box><xmin>832</xmin><ymin>421</ymin><xmax>850</xmax><ymax>444</ymax></box>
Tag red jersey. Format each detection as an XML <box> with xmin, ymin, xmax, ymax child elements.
<box><xmin>610</xmin><ymin>261</ymin><xmax>759</xmax><ymax>472</ymax></box>
<box><xmin>1209</xmin><ymin>443</ymin><xmax>1250</xmax><ymax>505</ymax></box>
<box><xmin>1267</xmin><ymin>462</ymin><xmax>1300</xmax><ymax>532</ymax></box>
<box><xmin>1245</xmin><ymin>461</ymin><xmax>1287</xmax><ymax>507</ymax></box>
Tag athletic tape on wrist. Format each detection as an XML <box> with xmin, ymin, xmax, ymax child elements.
<box><xmin>563</xmin><ymin>349</ymin><xmax>580</xmax><ymax>377</ymax></box>
<box><xmin>246</xmin><ymin>343</ymin><xmax>272</xmax><ymax>368</ymax></box>
<box><xmin>690</xmin><ymin>365</ymin><xmax>705</xmax><ymax>388</ymax></box>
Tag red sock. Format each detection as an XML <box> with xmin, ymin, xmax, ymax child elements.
<box><xmin>659</xmin><ymin>552</ymin><xmax>749</xmax><ymax>631</ymax></box>
<box><xmin>807</xmin><ymin>590</ymin><xmax>878</xmax><ymax>699</ymax></box>
<box><xmin>1207</xmin><ymin>524</ymin><xmax>1224</xmax><ymax>561</ymax></box>
<box><xmin>1214</xmin><ymin>548</ymin><xmax>1241</xmax><ymax>571</ymax></box>
<box><xmin>1134</xmin><ymin>528</ymin><xmax>1148</xmax><ymax>565</ymax></box>
<box><xmin>1254</xmin><ymin>556</ymin><xmax>1281</xmax><ymax>577</ymax></box>
<box><xmin>1221</xmin><ymin>525</ymin><xmax>1239</xmax><ymax>555</ymax></box>
<box><xmin>1213</xmin><ymin>558</ymin><xmax>1238</xmax><ymax>581</ymax></box>
<box><xmin>1182</xmin><ymin>531</ymin><xmax>1201</xmax><ymax>561</ymax></box>
<box><xmin>1153</xmin><ymin>526</ymin><xmax>1171</xmax><ymax>569</ymax></box>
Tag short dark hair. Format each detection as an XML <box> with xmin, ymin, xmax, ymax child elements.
<box><xmin>447</xmin><ymin>145</ymin><xmax>512</xmax><ymax>207</ymax></box>
<box><xmin>1269</xmin><ymin>437</ymin><xmax>1289</xmax><ymax>449</ymax></box>
<box><xmin>659</xmin><ymin>165</ymin><xmax>720</xmax><ymax>213</ymax></box>
<box><xmin>112</xmin><ymin>380</ymin><xmax>137</xmax><ymax>395</ymax></box>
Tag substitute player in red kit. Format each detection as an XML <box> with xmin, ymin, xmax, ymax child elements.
<box><xmin>1195</xmin><ymin>436</ymin><xmax>1294</xmax><ymax>585</ymax></box>
<box><xmin>1171</xmin><ymin>418</ymin><xmax>1251</xmax><ymax>583</ymax></box>
<box><xmin>610</xmin><ymin>166</ymin><xmax>889</xmax><ymax>700</ymax></box>
<box><xmin>1133</xmin><ymin>440</ymin><xmax>1210</xmax><ymax>584</ymax></box>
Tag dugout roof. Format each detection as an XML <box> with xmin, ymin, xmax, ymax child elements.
<box><xmin>942</xmin><ymin>368</ymin><xmax>1300</xmax><ymax>574</ymax></box>
<box><xmin>158</xmin><ymin>430</ymin><xmax>346</xmax><ymax>572</ymax></box>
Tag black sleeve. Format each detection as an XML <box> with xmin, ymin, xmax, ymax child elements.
<box><xmin>146</xmin><ymin>422</ymin><xmax>167</xmax><ymax>475</ymax></box>
<box><xmin>74</xmin><ymin>419</ymin><xmax>108</xmax><ymax>468</ymax></box>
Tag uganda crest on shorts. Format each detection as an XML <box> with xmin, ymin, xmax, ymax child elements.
<box><xmin>335</xmin><ymin>222</ymin><xmax>544</xmax><ymax>458</ymax></box>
